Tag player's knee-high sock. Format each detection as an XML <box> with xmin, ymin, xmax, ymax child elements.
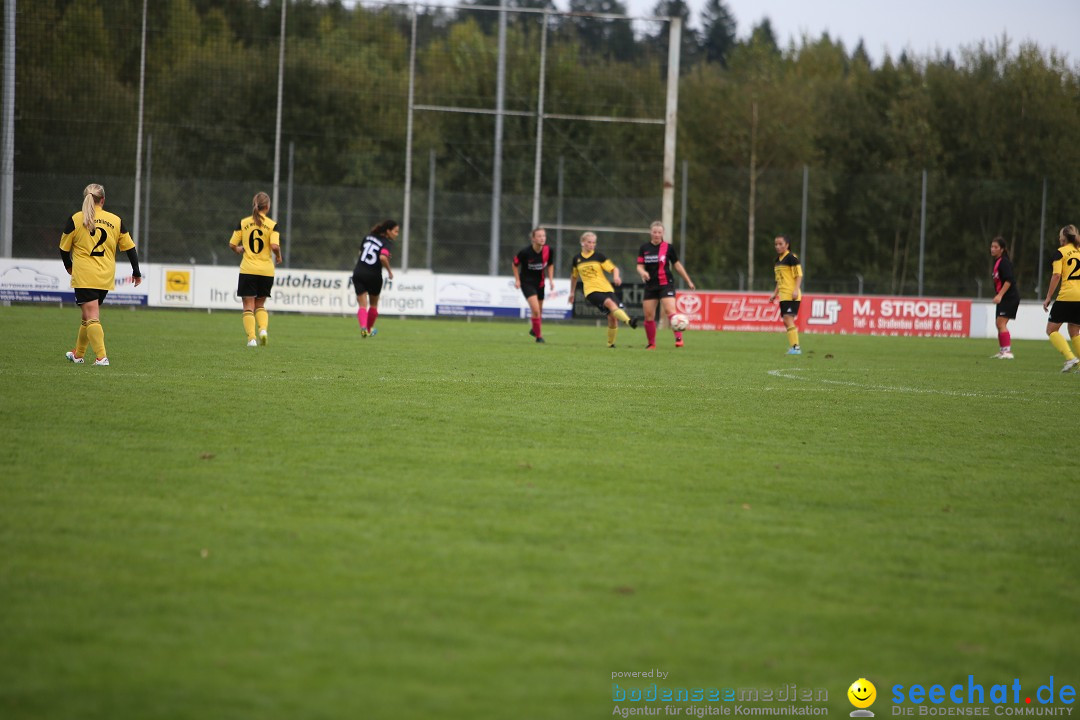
<box><xmin>786</xmin><ymin>326</ymin><xmax>800</xmax><ymax>348</ymax></box>
<box><xmin>85</xmin><ymin>319</ymin><xmax>106</xmax><ymax>360</ymax></box>
<box><xmin>644</xmin><ymin>320</ymin><xmax>657</xmax><ymax>345</ymax></box>
<box><xmin>1049</xmin><ymin>331</ymin><xmax>1075</xmax><ymax>359</ymax></box>
<box><xmin>356</xmin><ymin>307</ymin><xmax>368</xmax><ymax>330</ymax></box>
<box><xmin>612</xmin><ymin>308</ymin><xmax>632</xmax><ymax>325</ymax></box>
<box><xmin>607</xmin><ymin>326</ymin><xmax>618</xmax><ymax>346</ymax></box>
<box><xmin>242</xmin><ymin>311</ymin><xmax>256</xmax><ymax>341</ymax></box>
<box><xmin>1071</xmin><ymin>334</ymin><xmax>1080</xmax><ymax>358</ymax></box>
<box><xmin>531</xmin><ymin>317</ymin><xmax>542</xmax><ymax>338</ymax></box>
<box><xmin>255</xmin><ymin>308</ymin><xmax>268</xmax><ymax>333</ymax></box>
<box><xmin>368</xmin><ymin>308</ymin><xmax>379</xmax><ymax>330</ymax></box>
<box><xmin>74</xmin><ymin>321</ymin><xmax>89</xmax><ymax>358</ymax></box>
<box><xmin>999</xmin><ymin>331</ymin><xmax>1011</xmax><ymax>351</ymax></box>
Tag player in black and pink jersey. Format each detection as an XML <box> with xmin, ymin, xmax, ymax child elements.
<box><xmin>989</xmin><ymin>236</ymin><xmax>1019</xmax><ymax>359</ymax></box>
<box><xmin>636</xmin><ymin>221</ymin><xmax>695</xmax><ymax>349</ymax></box>
<box><xmin>352</xmin><ymin>219</ymin><xmax>397</xmax><ymax>338</ymax></box>
<box><xmin>512</xmin><ymin>227</ymin><xmax>555</xmax><ymax>343</ymax></box>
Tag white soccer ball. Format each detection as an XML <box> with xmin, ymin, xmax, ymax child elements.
<box><xmin>670</xmin><ymin>313</ymin><xmax>690</xmax><ymax>331</ymax></box>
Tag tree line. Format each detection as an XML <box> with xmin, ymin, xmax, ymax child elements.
<box><xmin>13</xmin><ymin>0</ymin><xmax>1080</xmax><ymax>296</ymax></box>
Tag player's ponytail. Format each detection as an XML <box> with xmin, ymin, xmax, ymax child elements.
<box><xmin>1060</xmin><ymin>225</ymin><xmax>1080</xmax><ymax>248</ymax></box>
<box><xmin>82</xmin><ymin>184</ymin><xmax>104</xmax><ymax>232</ymax></box>
<box><xmin>251</xmin><ymin>191</ymin><xmax>270</xmax><ymax>228</ymax></box>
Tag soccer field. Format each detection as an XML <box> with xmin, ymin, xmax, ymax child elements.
<box><xmin>1</xmin><ymin>305</ymin><xmax>1077</xmax><ymax>720</ymax></box>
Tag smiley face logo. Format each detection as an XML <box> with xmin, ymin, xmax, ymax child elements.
<box><xmin>848</xmin><ymin>678</ymin><xmax>877</xmax><ymax>709</ymax></box>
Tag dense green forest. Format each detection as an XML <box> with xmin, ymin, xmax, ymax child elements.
<box><xmin>10</xmin><ymin>0</ymin><xmax>1080</xmax><ymax>295</ymax></box>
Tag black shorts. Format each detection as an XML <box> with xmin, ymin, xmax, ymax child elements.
<box><xmin>74</xmin><ymin>288</ymin><xmax>108</xmax><ymax>305</ymax></box>
<box><xmin>996</xmin><ymin>296</ymin><xmax>1020</xmax><ymax>320</ymax></box>
<box><xmin>1049</xmin><ymin>300</ymin><xmax>1080</xmax><ymax>325</ymax></box>
<box><xmin>237</xmin><ymin>273</ymin><xmax>274</xmax><ymax>298</ymax></box>
<box><xmin>779</xmin><ymin>300</ymin><xmax>801</xmax><ymax>316</ymax></box>
<box><xmin>586</xmin><ymin>291</ymin><xmax>621</xmax><ymax>314</ymax></box>
<box><xmin>520</xmin><ymin>283</ymin><xmax>545</xmax><ymax>301</ymax></box>
<box><xmin>643</xmin><ymin>284</ymin><xmax>677</xmax><ymax>301</ymax></box>
<box><xmin>352</xmin><ymin>271</ymin><xmax>383</xmax><ymax>296</ymax></box>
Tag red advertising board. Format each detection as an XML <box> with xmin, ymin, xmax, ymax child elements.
<box><xmin>673</xmin><ymin>292</ymin><xmax>971</xmax><ymax>338</ymax></box>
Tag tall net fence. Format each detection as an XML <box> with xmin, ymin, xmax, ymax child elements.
<box><xmin>5</xmin><ymin>1</ymin><xmax>1077</xmax><ymax>297</ymax></box>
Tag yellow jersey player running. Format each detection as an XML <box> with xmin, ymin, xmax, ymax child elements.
<box><xmin>768</xmin><ymin>235</ymin><xmax>803</xmax><ymax>355</ymax></box>
<box><xmin>1042</xmin><ymin>224</ymin><xmax>1080</xmax><ymax>372</ymax></box>
<box><xmin>60</xmin><ymin>183</ymin><xmax>143</xmax><ymax>366</ymax></box>
<box><xmin>569</xmin><ymin>231</ymin><xmax>639</xmax><ymax>347</ymax></box>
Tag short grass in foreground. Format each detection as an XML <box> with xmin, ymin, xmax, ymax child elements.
<box><xmin>1</xmin><ymin>306</ymin><xmax>1077</xmax><ymax>720</ymax></box>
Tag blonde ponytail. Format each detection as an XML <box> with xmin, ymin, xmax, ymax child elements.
<box><xmin>252</xmin><ymin>191</ymin><xmax>270</xmax><ymax>228</ymax></box>
<box><xmin>82</xmin><ymin>183</ymin><xmax>104</xmax><ymax>232</ymax></box>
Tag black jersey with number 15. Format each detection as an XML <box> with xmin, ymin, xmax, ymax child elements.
<box><xmin>354</xmin><ymin>234</ymin><xmax>392</xmax><ymax>273</ymax></box>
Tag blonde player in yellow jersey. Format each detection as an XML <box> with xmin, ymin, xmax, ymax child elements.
<box><xmin>568</xmin><ymin>231</ymin><xmax>639</xmax><ymax>347</ymax></box>
<box><xmin>1041</xmin><ymin>224</ymin><xmax>1080</xmax><ymax>372</ymax></box>
<box><xmin>229</xmin><ymin>192</ymin><xmax>282</xmax><ymax>347</ymax></box>
<box><xmin>768</xmin><ymin>235</ymin><xmax>803</xmax><ymax>355</ymax></box>
<box><xmin>59</xmin><ymin>184</ymin><xmax>142</xmax><ymax>367</ymax></box>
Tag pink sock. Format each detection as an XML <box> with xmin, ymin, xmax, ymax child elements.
<box><xmin>368</xmin><ymin>308</ymin><xmax>379</xmax><ymax>330</ymax></box>
<box><xmin>531</xmin><ymin>317</ymin><xmax>542</xmax><ymax>338</ymax></box>
<box><xmin>357</xmin><ymin>307</ymin><xmax>368</xmax><ymax>329</ymax></box>
<box><xmin>999</xmin><ymin>331</ymin><xmax>1011</xmax><ymax>349</ymax></box>
<box><xmin>645</xmin><ymin>320</ymin><xmax>657</xmax><ymax>345</ymax></box>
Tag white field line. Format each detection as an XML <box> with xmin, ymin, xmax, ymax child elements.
<box><xmin>767</xmin><ymin>368</ymin><xmax>1026</xmax><ymax>399</ymax></box>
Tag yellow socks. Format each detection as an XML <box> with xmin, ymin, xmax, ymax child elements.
<box><xmin>1072</xmin><ymin>334</ymin><xmax>1080</xmax><ymax>358</ymax></box>
<box><xmin>243</xmin><ymin>310</ymin><xmax>256</xmax><ymax>341</ymax></box>
<box><xmin>613</xmin><ymin>308</ymin><xmax>632</xmax><ymax>325</ymax></box>
<box><xmin>85</xmin><ymin>319</ymin><xmax>106</xmax><ymax>360</ymax></box>
<box><xmin>786</xmin><ymin>326</ymin><xmax>800</xmax><ymax>348</ymax></box>
<box><xmin>607</xmin><ymin>326</ymin><xmax>618</xmax><ymax>347</ymax></box>
<box><xmin>1050</xmin><ymin>331</ymin><xmax>1075</xmax><ymax>360</ymax></box>
<box><xmin>74</xmin><ymin>321</ymin><xmax>89</xmax><ymax>358</ymax></box>
<box><xmin>255</xmin><ymin>307</ymin><xmax>268</xmax><ymax>334</ymax></box>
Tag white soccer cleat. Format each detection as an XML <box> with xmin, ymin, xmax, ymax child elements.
<box><xmin>93</xmin><ymin>357</ymin><xmax>110</xmax><ymax>366</ymax></box>
<box><xmin>65</xmin><ymin>351</ymin><xmax>84</xmax><ymax>364</ymax></box>
<box><xmin>990</xmin><ymin>350</ymin><xmax>1004</xmax><ymax>359</ymax></box>
<box><xmin>259</xmin><ymin>329</ymin><xmax>268</xmax><ymax>346</ymax></box>
<box><xmin>999</xmin><ymin>351</ymin><xmax>1014</xmax><ymax>359</ymax></box>
<box><xmin>1062</xmin><ymin>358</ymin><xmax>1079</xmax><ymax>373</ymax></box>
<box><xmin>247</xmin><ymin>338</ymin><xmax>258</xmax><ymax>347</ymax></box>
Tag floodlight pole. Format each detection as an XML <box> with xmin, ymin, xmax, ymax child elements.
<box><xmin>402</xmin><ymin>5</ymin><xmax>418</xmax><ymax>271</ymax></box>
<box><xmin>530</xmin><ymin>12</ymin><xmax>548</xmax><ymax>229</ymax></box>
<box><xmin>0</xmin><ymin>0</ymin><xmax>14</xmax><ymax>257</ymax></box>
<box><xmin>661</xmin><ymin>16</ymin><xmax>681</xmax><ymax>238</ymax></box>
<box><xmin>272</xmin><ymin>0</ymin><xmax>287</xmax><ymax>215</ymax></box>
<box><xmin>918</xmin><ymin>169</ymin><xmax>927</xmax><ymax>297</ymax></box>
<box><xmin>489</xmin><ymin>0</ymin><xmax>508</xmax><ymax>275</ymax></box>
<box><xmin>1036</xmin><ymin>176</ymin><xmax>1047</xmax><ymax>297</ymax></box>
<box><xmin>132</xmin><ymin>0</ymin><xmax>148</xmax><ymax>252</ymax></box>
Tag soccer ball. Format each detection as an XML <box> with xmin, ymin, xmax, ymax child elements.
<box><xmin>670</xmin><ymin>313</ymin><xmax>690</xmax><ymax>331</ymax></box>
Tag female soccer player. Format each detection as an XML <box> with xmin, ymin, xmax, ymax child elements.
<box><xmin>568</xmin><ymin>231</ymin><xmax>638</xmax><ymax>348</ymax></box>
<box><xmin>60</xmin><ymin>183</ymin><xmax>142</xmax><ymax>367</ymax></box>
<box><xmin>229</xmin><ymin>192</ymin><xmax>282</xmax><ymax>347</ymax></box>
<box><xmin>636</xmin><ymin>220</ymin><xmax>695</xmax><ymax>349</ymax></box>
<box><xmin>513</xmin><ymin>227</ymin><xmax>554</xmax><ymax>343</ymax></box>
<box><xmin>1042</xmin><ymin>224</ymin><xmax>1080</xmax><ymax>372</ymax></box>
<box><xmin>768</xmin><ymin>235</ymin><xmax>803</xmax><ymax>355</ymax></box>
<box><xmin>989</xmin><ymin>236</ymin><xmax>1019</xmax><ymax>359</ymax></box>
<box><xmin>353</xmin><ymin>220</ymin><xmax>397</xmax><ymax>338</ymax></box>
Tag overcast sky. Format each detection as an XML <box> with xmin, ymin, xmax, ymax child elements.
<box><xmin>629</xmin><ymin>0</ymin><xmax>1078</xmax><ymax>63</ymax></box>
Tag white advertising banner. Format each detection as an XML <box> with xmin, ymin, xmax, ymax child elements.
<box><xmin>434</xmin><ymin>273</ymin><xmax>573</xmax><ymax>319</ymax></box>
<box><xmin>0</xmin><ymin>257</ymin><xmax>149</xmax><ymax>305</ymax></box>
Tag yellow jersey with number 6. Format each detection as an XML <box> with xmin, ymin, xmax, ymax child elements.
<box><xmin>59</xmin><ymin>209</ymin><xmax>135</xmax><ymax>290</ymax></box>
<box><xmin>1051</xmin><ymin>243</ymin><xmax>1080</xmax><ymax>302</ymax></box>
<box><xmin>229</xmin><ymin>216</ymin><xmax>280</xmax><ymax>277</ymax></box>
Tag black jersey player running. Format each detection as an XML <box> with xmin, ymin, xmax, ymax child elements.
<box><xmin>352</xmin><ymin>220</ymin><xmax>397</xmax><ymax>338</ymax></box>
<box><xmin>636</xmin><ymin>220</ymin><xmax>695</xmax><ymax>349</ymax></box>
<box><xmin>513</xmin><ymin>227</ymin><xmax>555</xmax><ymax>343</ymax></box>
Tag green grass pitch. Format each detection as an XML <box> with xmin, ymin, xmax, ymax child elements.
<box><xmin>1</xmin><ymin>305</ymin><xmax>1077</xmax><ymax>719</ymax></box>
